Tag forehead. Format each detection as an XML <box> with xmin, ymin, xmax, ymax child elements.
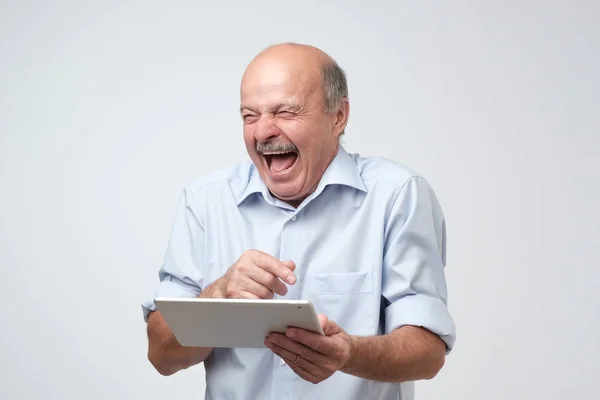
<box><xmin>240</xmin><ymin>59</ymin><xmax>321</xmax><ymax>110</ymax></box>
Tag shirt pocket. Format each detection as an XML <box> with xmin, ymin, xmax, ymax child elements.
<box><xmin>306</xmin><ymin>271</ymin><xmax>375</xmax><ymax>336</ymax></box>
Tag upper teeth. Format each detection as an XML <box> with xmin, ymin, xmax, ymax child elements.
<box><xmin>263</xmin><ymin>151</ymin><xmax>293</xmax><ymax>155</ymax></box>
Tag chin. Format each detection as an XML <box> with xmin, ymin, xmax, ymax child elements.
<box><xmin>265</xmin><ymin>180</ymin><xmax>303</xmax><ymax>200</ymax></box>
<box><xmin>269</xmin><ymin>185</ymin><xmax>300</xmax><ymax>200</ymax></box>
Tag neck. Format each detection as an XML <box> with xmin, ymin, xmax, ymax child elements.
<box><xmin>280</xmin><ymin>144</ymin><xmax>340</xmax><ymax>208</ymax></box>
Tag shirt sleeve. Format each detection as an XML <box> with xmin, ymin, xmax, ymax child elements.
<box><xmin>382</xmin><ymin>176</ymin><xmax>456</xmax><ymax>353</ymax></box>
<box><xmin>141</xmin><ymin>187</ymin><xmax>205</xmax><ymax>322</ymax></box>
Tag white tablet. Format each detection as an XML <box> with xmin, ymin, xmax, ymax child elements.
<box><xmin>154</xmin><ymin>297</ymin><xmax>325</xmax><ymax>348</ymax></box>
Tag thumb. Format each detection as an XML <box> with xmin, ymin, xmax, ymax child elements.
<box><xmin>319</xmin><ymin>314</ymin><xmax>342</xmax><ymax>336</ymax></box>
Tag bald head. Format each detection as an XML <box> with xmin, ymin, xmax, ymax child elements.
<box><xmin>242</xmin><ymin>43</ymin><xmax>348</xmax><ymax>117</ymax></box>
<box><xmin>253</xmin><ymin>43</ymin><xmax>332</xmax><ymax>67</ymax></box>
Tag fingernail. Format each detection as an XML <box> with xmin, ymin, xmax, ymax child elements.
<box><xmin>287</xmin><ymin>275</ymin><xmax>296</xmax><ymax>284</ymax></box>
<box><xmin>286</xmin><ymin>330</ymin><xmax>296</xmax><ymax>338</ymax></box>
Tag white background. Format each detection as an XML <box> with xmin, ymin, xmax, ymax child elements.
<box><xmin>1</xmin><ymin>1</ymin><xmax>599</xmax><ymax>399</ymax></box>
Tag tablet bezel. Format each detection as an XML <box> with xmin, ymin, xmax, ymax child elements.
<box><xmin>154</xmin><ymin>297</ymin><xmax>325</xmax><ymax>348</ymax></box>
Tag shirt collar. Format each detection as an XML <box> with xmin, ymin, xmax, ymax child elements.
<box><xmin>237</xmin><ymin>145</ymin><xmax>367</xmax><ymax>206</ymax></box>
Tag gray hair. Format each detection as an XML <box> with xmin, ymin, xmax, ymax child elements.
<box><xmin>321</xmin><ymin>60</ymin><xmax>348</xmax><ymax>135</ymax></box>
<box><xmin>322</xmin><ymin>60</ymin><xmax>348</xmax><ymax>113</ymax></box>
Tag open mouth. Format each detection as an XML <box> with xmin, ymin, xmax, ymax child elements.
<box><xmin>263</xmin><ymin>151</ymin><xmax>299</xmax><ymax>174</ymax></box>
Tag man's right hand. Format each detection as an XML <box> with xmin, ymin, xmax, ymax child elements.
<box><xmin>216</xmin><ymin>250</ymin><xmax>296</xmax><ymax>299</ymax></box>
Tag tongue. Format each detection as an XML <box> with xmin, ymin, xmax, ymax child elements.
<box><xmin>270</xmin><ymin>153</ymin><xmax>297</xmax><ymax>172</ymax></box>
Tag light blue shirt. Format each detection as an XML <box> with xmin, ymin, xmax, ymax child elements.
<box><xmin>142</xmin><ymin>145</ymin><xmax>456</xmax><ymax>400</ymax></box>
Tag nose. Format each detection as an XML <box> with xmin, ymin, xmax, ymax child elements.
<box><xmin>254</xmin><ymin>117</ymin><xmax>282</xmax><ymax>143</ymax></box>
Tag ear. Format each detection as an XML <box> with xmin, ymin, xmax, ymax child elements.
<box><xmin>332</xmin><ymin>97</ymin><xmax>350</xmax><ymax>137</ymax></box>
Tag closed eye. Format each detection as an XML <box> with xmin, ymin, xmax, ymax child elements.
<box><xmin>242</xmin><ymin>114</ymin><xmax>258</xmax><ymax>123</ymax></box>
<box><xmin>277</xmin><ymin>111</ymin><xmax>295</xmax><ymax>118</ymax></box>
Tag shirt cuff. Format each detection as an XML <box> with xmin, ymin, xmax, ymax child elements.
<box><xmin>141</xmin><ymin>276</ymin><xmax>201</xmax><ymax>323</ymax></box>
<box><xmin>384</xmin><ymin>294</ymin><xmax>456</xmax><ymax>353</ymax></box>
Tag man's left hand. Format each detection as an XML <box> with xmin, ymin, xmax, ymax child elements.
<box><xmin>265</xmin><ymin>314</ymin><xmax>353</xmax><ymax>384</ymax></box>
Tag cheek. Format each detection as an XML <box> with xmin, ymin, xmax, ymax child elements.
<box><xmin>243</xmin><ymin>126</ymin><xmax>255</xmax><ymax>146</ymax></box>
<box><xmin>279</xmin><ymin>120</ymin><xmax>311</xmax><ymax>147</ymax></box>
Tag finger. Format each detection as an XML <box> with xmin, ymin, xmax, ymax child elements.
<box><xmin>246</xmin><ymin>266</ymin><xmax>289</xmax><ymax>296</ymax></box>
<box><xmin>282</xmin><ymin>260</ymin><xmax>296</xmax><ymax>272</ymax></box>
<box><xmin>318</xmin><ymin>314</ymin><xmax>328</xmax><ymax>331</ymax></box>
<box><xmin>241</xmin><ymin>278</ymin><xmax>275</xmax><ymax>299</ymax></box>
<box><xmin>226</xmin><ymin>275</ymin><xmax>274</xmax><ymax>299</ymax></box>
<box><xmin>318</xmin><ymin>314</ymin><xmax>343</xmax><ymax>336</ymax></box>
<box><xmin>267</xmin><ymin>342</ymin><xmax>321</xmax><ymax>374</ymax></box>
<box><xmin>287</xmin><ymin>362</ymin><xmax>321</xmax><ymax>385</ymax></box>
<box><xmin>266</xmin><ymin>333</ymin><xmax>328</xmax><ymax>365</ymax></box>
<box><xmin>285</xmin><ymin>327</ymin><xmax>338</xmax><ymax>356</ymax></box>
<box><xmin>250</xmin><ymin>251</ymin><xmax>297</xmax><ymax>285</ymax></box>
<box><xmin>237</xmin><ymin>290</ymin><xmax>262</xmax><ymax>299</ymax></box>
<box><xmin>268</xmin><ymin>343</ymin><xmax>322</xmax><ymax>382</ymax></box>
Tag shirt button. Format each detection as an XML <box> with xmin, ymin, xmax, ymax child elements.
<box><xmin>279</xmin><ymin>358</ymin><xmax>286</xmax><ymax>366</ymax></box>
<box><xmin>290</xmin><ymin>215</ymin><xmax>297</xmax><ymax>221</ymax></box>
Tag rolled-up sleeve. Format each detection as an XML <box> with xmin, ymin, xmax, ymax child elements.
<box><xmin>382</xmin><ymin>176</ymin><xmax>456</xmax><ymax>353</ymax></box>
<box><xmin>141</xmin><ymin>188</ymin><xmax>204</xmax><ymax>322</ymax></box>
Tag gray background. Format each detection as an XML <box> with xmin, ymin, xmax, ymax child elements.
<box><xmin>1</xmin><ymin>1</ymin><xmax>599</xmax><ymax>399</ymax></box>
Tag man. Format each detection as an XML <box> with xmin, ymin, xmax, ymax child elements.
<box><xmin>142</xmin><ymin>43</ymin><xmax>456</xmax><ymax>399</ymax></box>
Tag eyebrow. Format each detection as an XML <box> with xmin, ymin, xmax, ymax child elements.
<box><xmin>278</xmin><ymin>102</ymin><xmax>301</xmax><ymax>112</ymax></box>
<box><xmin>239</xmin><ymin>106</ymin><xmax>256</xmax><ymax>114</ymax></box>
